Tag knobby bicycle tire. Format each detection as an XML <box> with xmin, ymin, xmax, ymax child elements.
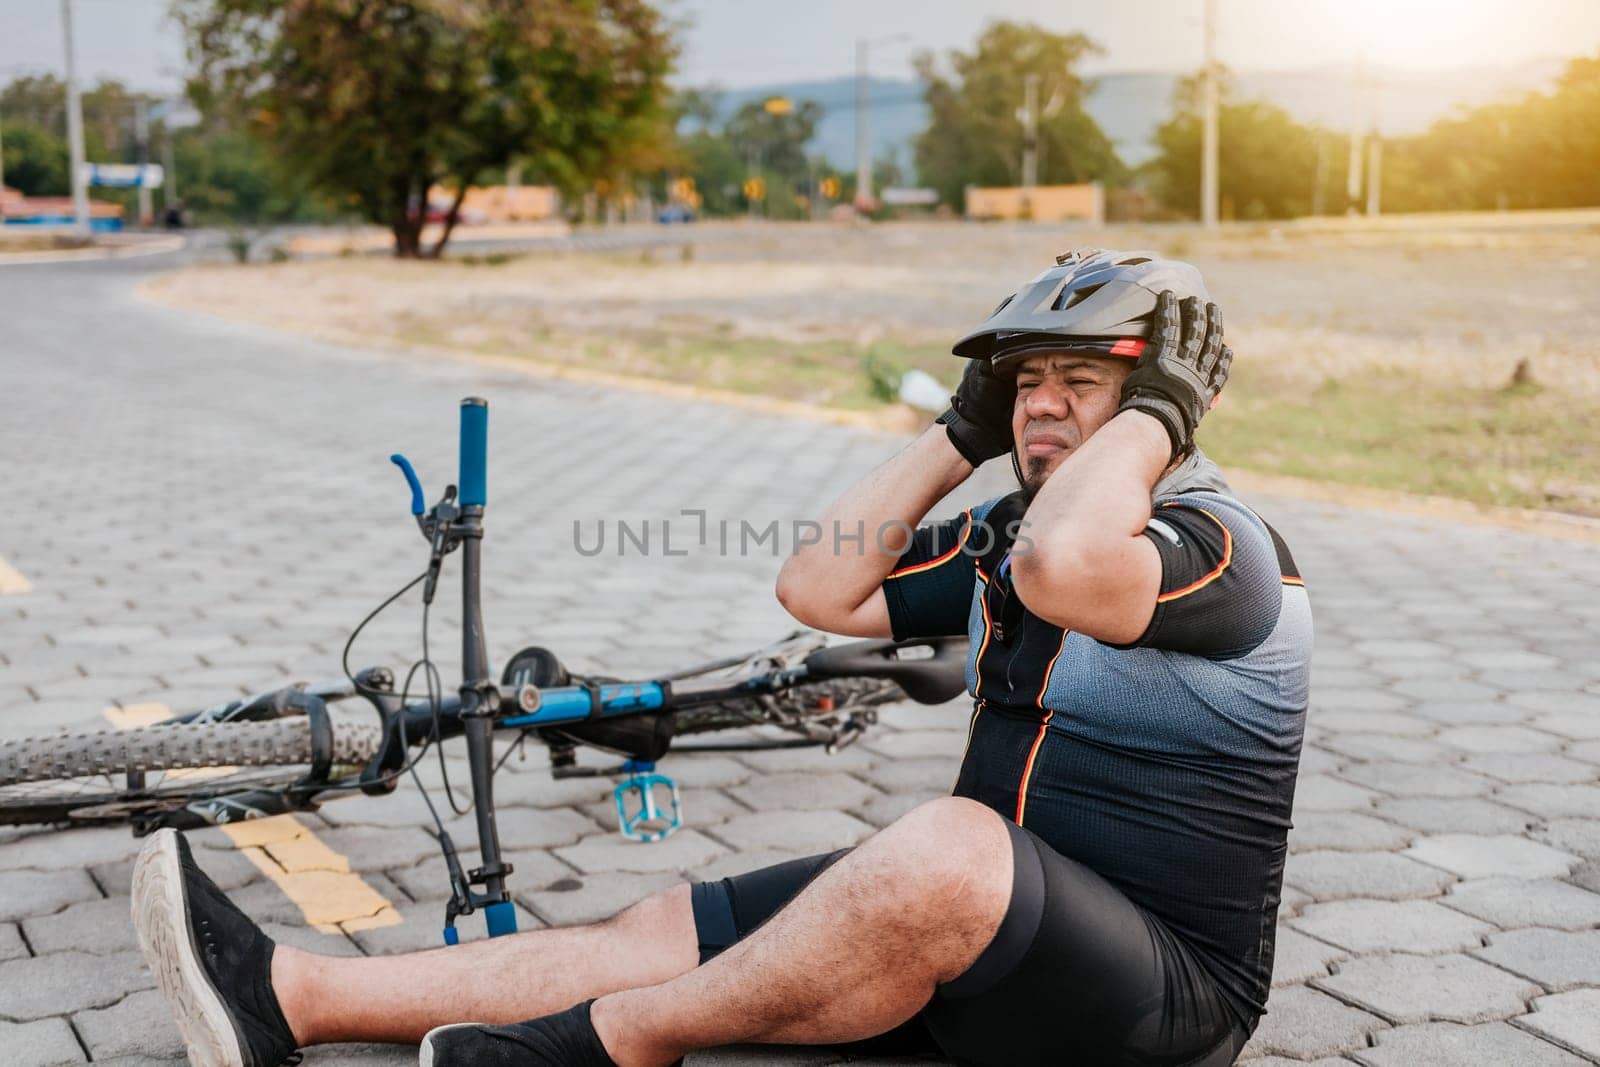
<box><xmin>0</xmin><ymin>718</ymin><xmax>383</xmax><ymax>826</ymax></box>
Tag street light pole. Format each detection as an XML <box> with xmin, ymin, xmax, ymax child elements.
<box><xmin>61</xmin><ymin>0</ymin><xmax>90</xmax><ymax>236</ymax></box>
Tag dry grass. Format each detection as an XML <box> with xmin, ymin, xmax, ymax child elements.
<box><xmin>0</xmin><ymin>231</ymin><xmax>93</xmax><ymax>254</ymax></box>
<box><xmin>144</xmin><ymin>217</ymin><xmax>1600</xmax><ymax>514</ymax></box>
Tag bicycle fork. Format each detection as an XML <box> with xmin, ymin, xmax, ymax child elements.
<box><xmin>393</xmin><ymin>398</ymin><xmax>517</xmax><ymax>943</ymax></box>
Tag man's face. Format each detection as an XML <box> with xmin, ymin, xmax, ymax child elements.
<box><xmin>1010</xmin><ymin>351</ymin><xmax>1133</xmax><ymax>496</ymax></box>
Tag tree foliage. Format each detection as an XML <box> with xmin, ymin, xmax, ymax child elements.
<box><xmin>1382</xmin><ymin>54</ymin><xmax>1600</xmax><ymax>212</ymax></box>
<box><xmin>1146</xmin><ymin>53</ymin><xmax>1600</xmax><ymax>220</ymax></box>
<box><xmin>912</xmin><ymin>21</ymin><xmax>1124</xmax><ymax>208</ymax></box>
<box><xmin>1</xmin><ymin>76</ymin><xmax>149</xmax><ymax>197</ymax></box>
<box><xmin>1</xmin><ymin>122</ymin><xmax>69</xmax><ymax>196</ymax></box>
<box><xmin>663</xmin><ymin>88</ymin><xmax>834</xmax><ymax>219</ymax></box>
<box><xmin>174</xmin><ymin>0</ymin><xmax>676</xmax><ymax>256</ymax></box>
<box><xmin>1146</xmin><ymin>70</ymin><xmax>1345</xmax><ymax>221</ymax></box>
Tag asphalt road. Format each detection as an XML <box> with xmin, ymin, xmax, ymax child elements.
<box><xmin>2</xmin><ymin>243</ymin><xmax>1599</xmax><ymax>1065</ymax></box>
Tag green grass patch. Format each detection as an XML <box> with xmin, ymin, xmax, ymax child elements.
<box><xmin>390</xmin><ymin>309</ymin><xmax>1599</xmax><ymax>516</ymax></box>
<box><xmin>1199</xmin><ymin>367</ymin><xmax>1600</xmax><ymax>514</ymax></box>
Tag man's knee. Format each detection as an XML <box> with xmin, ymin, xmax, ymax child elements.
<box><xmin>613</xmin><ymin>881</ymin><xmax>693</xmax><ymax>933</ymax></box>
<box><xmin>868</xmin><ymin>796</ymin><xmax>1014</xmax><ymax>921</ymax></box>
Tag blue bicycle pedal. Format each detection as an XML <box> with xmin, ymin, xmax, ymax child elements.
<box><xmin>614</xmin><ymin>760</ymin><xmax>682</xmax><ymax>843</ymax></box>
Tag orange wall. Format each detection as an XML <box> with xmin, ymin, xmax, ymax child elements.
<box><xmin>965</xmin><ymin>183</ymin><xmax>1105</xmax><ymax>224</ymax></box>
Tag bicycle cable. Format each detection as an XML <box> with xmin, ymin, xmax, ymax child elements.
<box><xmin>330</xmin><ymin>570</ymin><xmax>464</xmax><ymax>798</ymax></box>
<box><xmin>417</xmin><ymin>594</ymin><xmax>474</xmax><ymax>817</ymax></box>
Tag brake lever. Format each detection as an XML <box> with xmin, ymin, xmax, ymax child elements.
<box><xmin>389</xmin><ymin>454</ymin><xmax>426</xmax><ymax>520</ymax></box>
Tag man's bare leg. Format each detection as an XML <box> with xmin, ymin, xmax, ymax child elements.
<box><xmin>591</xmin><ymin>796</ymin><xmax>1015</xmax><ymax>1067</ymax></box>
<box><xmin>272</xmin><ymin>882</ymin><xmax>700</xmax><ymax>1045</ymax></box>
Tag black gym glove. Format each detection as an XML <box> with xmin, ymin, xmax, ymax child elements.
<box><xmin>938</xmin><ymin>357</ymin><xmax>1016</xmax><ymax>468</ymax></box>
<box><xmin>1117</xmin><ymin>290</ymin><xmax>1233</xmax><ymax>463</ymax></box>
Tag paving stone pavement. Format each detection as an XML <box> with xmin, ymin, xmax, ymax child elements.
<box><xmin>2</xmin><ymin>253</ymin><xmax>1599</xmax><ymax>1065</ymax></box>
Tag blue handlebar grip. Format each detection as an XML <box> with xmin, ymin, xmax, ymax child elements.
<box><xmin>458</xmin><ymin>398</ymin><xmax>488</xmax><ymax>508</ymax></box>
<box><xmin>389</xmin><ymin>454</ymin><xmax>425</xmax><ymax>516</ymax></box>
<box><xmin>484</xmin><ymin>900</ymin><xmax>517</xmax><ymax>938</ymax></box>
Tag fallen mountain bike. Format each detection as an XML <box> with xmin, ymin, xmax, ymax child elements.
<box><xmin>0</xmin><ymin>397</ymin><xmax>966</xmax><ymax>942</ymax></box>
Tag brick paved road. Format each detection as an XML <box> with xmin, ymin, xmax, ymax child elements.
<box><xmin>2</xmin><ymin>253</ymin><xmax>1598</xmax><ymax>1065</ymax></box>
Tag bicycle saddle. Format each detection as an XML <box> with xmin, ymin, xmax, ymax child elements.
<box><xmin>802</xmin><ymin>637</ymin><xmax>968</xmax><ymax>705</ymax></box>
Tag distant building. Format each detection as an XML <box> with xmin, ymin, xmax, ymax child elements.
<box><xmin>426</xmin><ymin>184</ymin><xmax>560</xmax><ymax>224</ymax></box>
<box><xmin>965</xmin><ymin>183</ymin><xmax>1105</xmax><ymax>224</ymax></box>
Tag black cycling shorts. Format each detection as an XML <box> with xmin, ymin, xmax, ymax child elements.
<box><xmin>689</xmin><ymin>819</ymin><xmax>1251</xmax><ymax>1066</ymax></box>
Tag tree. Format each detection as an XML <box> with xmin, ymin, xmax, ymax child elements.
<box><xmin>171</xmin><ymin>123</ymin><xmax>339</xmax><ymax>224</ymax></box>
<box><xmin>1382</xmin><ymin>53</ymin><xmax>1600</xmax><ymax>213</ymax></box>
<box><xmin>913</xmin><ymin>21</ymin><xmax>1124</xmax><ymax>209</ymax></box>
<box><xmin>1</xmin><ymin>76</ymin><xmax>149</xmax><ymax>166</ymax></box>
<box><xmin>174</xmin><ymin>0</ymin><xmax>676</xmax><ymax>257</ymax></box>
<box><xmin>723</xmin><ymin>99</ymin><xmax>822</xmax><ymax>184</ymax></box>
<box><xmin>1145</xmin><ymin>70</ymin><xmax>1335</xmax><ymax>220</ymax></box>
<box><xmin>0</xmin><ymin>121</ymin><xmax>68</xmax><ymax>195</ymax></box>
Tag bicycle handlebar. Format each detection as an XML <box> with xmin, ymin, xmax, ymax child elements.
<box><xmin>458</xmin><ymin>398</ymin><xmax>488</xmax><ymax>508</ymax></box>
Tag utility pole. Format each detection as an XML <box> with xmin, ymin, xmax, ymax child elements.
<box><xmin>61</xmin><ymin>0</ymin><xmax>90</xmax><ymax>235</ymax></box>
<box><xmin>1311</xmin><ymin>134</ymin><xmax>1328</xmax><ymax>216</ymax></box>
<box><xmin>854</xmin><ymin>39</ymin><xmax>871</xmax><ymax>213</ymax></box>
<box><xmin>135</xmin><ymin>96</ymin><xmax>152</xmax><ymax>226</ymax></box>
<box><xmin>1365</xmin><ymin>72</ymin><xmax>1381</xmax><ymax>217</ymax></box>
<box><xmin>1346</xmin><ymin>60</ymin><xmax>1364</xmax><ymax>214</ymax></box>
<box><xmin>853</xmin><ymin>33</ymin><xmax>908</xmax><ymax>215</ymax></box>
<box><xmin>1021</xmin><ymin>74</ymin><xmax>1040</xmax><ymax>188</ymax></box>
<box><xmin>1200</xmin><ymin>0</ymin><xmax>1219</xmax><ymax>228</ymax></box>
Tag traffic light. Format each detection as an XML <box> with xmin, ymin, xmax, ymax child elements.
<box><xmin>819</xmin><ymin>176</ymin><xmax>841</xmax><ymax>200</ymax></box>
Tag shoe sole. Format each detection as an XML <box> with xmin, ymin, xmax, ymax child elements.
<box><xmin>419</xmin><ymin>1023</ymin><xmax>478</xmax><ymax>1067</ymax></box>
<box><xmin>130</xmin><ymin>828</ymin><xmax>249</xmax><ymax>1067</ymax></box>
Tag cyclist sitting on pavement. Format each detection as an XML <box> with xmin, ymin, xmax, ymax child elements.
<box><xmin>131</xmin><ymin>249</ymin><xmax>1311</xmax><ymax>1067</ymax></box>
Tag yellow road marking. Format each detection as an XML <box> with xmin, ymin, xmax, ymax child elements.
<box><xmin>103</xmin><ymin>703</ymin><xmax>176</xmax><ymax>729</ymax></box>
<box><xmin>104</xmin><ymin>704</ymin><xmax>403</xmax><ymax>935</ymax></box>
<box><xmin>0</xmin><ymin>556</ymin><xmax>32</xmax><ymax>596</ymax></box>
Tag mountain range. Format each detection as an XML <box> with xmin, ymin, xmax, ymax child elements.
<box><xmin>705</xmin><ymin>57</ymin><xmax>1567</xmax><ymax>174</ymax></box>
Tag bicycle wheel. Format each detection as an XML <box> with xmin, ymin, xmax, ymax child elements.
<box><xmin>0</xmin><ymin>718</ymin><xmax>384</xmax><ymax>827</ymax></box>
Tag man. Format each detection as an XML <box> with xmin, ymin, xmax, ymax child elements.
<box><xmin>132</xmin><ymin>250</ymin><xmax>1310</xmax><ymax>1067</ymax></box>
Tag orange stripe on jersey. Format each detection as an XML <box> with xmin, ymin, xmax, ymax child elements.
<box><xmin>1281</xmin><ymin>575</ymin><xmax>1305</xmax><ymax>587</ymax></box>
<box><xmin>886</xmin><ymin>508</ymin><xmax>973</xmax><ymax>579</ymax></box>
<box><xmin>1155</xmin><ymin>507</ymin><xmax>1233</xmax><ymax>603</ymax></box>
<box><xmin>1036</xmin><ymin>632</ymin><xmax>1068</xmax><ymax>709</ymax></box>
<box><xmin>1014</xmin><ymin>710</ymin><xmax>1054</xmax><ymax>826</ymax></box>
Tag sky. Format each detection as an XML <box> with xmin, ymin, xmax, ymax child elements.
<box><xmin>1</xmin><ymin>0</ymin><xmax>1597</xmax><ymax>93</ymax></box>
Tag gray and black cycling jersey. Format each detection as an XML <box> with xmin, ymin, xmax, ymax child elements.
<box><xmin>881</xmin><ymin>474</ymin><xmax>1312</xmax><ymax>1035</ymax></box>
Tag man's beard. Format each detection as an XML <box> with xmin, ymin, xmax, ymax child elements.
<box><xmin>1017</xmin><ymin>454</ymin><xmax>1052</xmax><ymax>500</ymax></box>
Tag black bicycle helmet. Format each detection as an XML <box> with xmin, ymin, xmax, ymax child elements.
<box><xmin>953</xmin><ymin>249</ymin><xmax>1211</xmax><ymax>376</ymax></box>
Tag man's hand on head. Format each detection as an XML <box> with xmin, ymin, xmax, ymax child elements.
<box><xmin>1116</xmin><ymin>291</ymin><xmax>1232</xmax><ymax>463</ymax></box>
<box><xmin>937</xmin><ymin>358</ymin><xmax>1016</xmax><ymax>468</ymax></box>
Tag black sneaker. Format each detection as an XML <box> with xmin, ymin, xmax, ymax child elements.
<box><xmin>419</xmin><ymin>999</ymin><xmax>617</xmax><ymax>1067</ymax></box>
<box><xmin>130</xmin><ymin>828</ymin><xmax>300</xmax><ymax>1067</ymax></box>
